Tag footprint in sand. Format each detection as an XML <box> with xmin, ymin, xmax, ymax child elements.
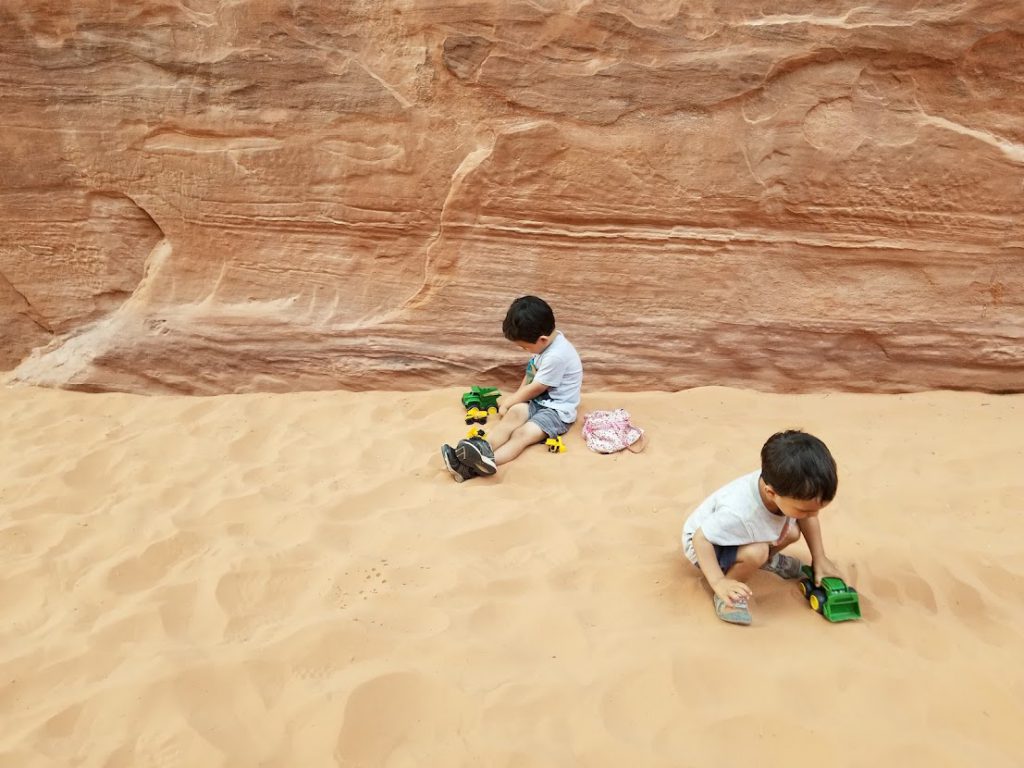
<box><xmin>934</xmin><ymin>565</ymin><xmax>1018</xmax><ymax>647</ymax></box>
<box><xmin>39</xmin><ymin>701</ymin><xmax>84</xmax><ymax>740</ymax></box>
<box><xmin>243</xmin><ymin>658</ymin><xmax>290</xmax><ymax>708</ymax></box>
<box><xmin>600</xmin><ymin>662</ymin><xmax>679</xmax><ymax>744</ymax></box>
<box><xmin>105</xmin><ymin>531</ymin><xmax>205</xmax><ymax>594</ymax></box>
<box><xmin>328</xmin><ymin>560</ymin><xmax>410</xmax><ymax>609</ymax></box>
<box><xmin>107</xmin><ymin>731</ymin><xmax>202</xmax><ymax>768</ymax></box>
<box><xmin>334</xmin><ymin>672</ymin><xmax>469</xmax><ymax>765</ymax></box>
<box><xmin>226</xmin><ymin>425</ymin><xmax>286</xmax><ymax>465</ymax></box>
<box><xmin>902</xmin><ymin>571</ymin><xmax>939</xmax><ymax>614</ymax></box>
<box><xmin>281</xmin><ymin>622</ymin><xmax>375</xmax><ymax>683</ymax></box>
<box><xmin>971</xmin><ymin>559</ymin><xmax>1024</xmax><ymax>595</ymax></box>
<box><xmin>214</xmin><ymin>560</ymin><xmax>312</xmax><ymax>637</ymax></box>
<box><xmin>61</xmin><ymin>446</ymin><xmax>121</xmax><ymax>490</ymax></box>
<box><xmin>156</xmin><ymin>582</ymin><xmax>200</xmax><ymax>637</ymax></box>
<box><xmin>447</xmin><ymin>514</ymin><xmax>578</xmax><ymax>564</ymax></box>
<box><xmin>863</xmin><ymin>563</ymin><xmax>937</xmax><ymax>614</ymax></box>
<box><xmin>0</xmin><ymin>519</ymin><xmax>63</xmax><ymax>558</ymax></box>
<box><xmin>177</xmin><ymin>397</ymin><xmax>225</xmax><ymax>424</ymax></box>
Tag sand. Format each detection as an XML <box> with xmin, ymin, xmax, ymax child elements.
<box><xmin>1</xmin><ymin>384</ymin><xmax>1022</xmax><ymax>767</ymax></box>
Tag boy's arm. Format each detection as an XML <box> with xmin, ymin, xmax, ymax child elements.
<box><xmin>692</xmin><ymin>528</ymin><xmax>752</xmax><ymax>606</ymax></box>
<box><xmin>797</xmin><ymin>517</ymin><xmax>842</xmax><ymax>584</ymax></box>
<box><xmin>499</xmin><ymin>380</ymin><xmax>548</xmax><ymax>414</ymax></box>
<box><xmin>496</xmin><ymin>374</ymin><xmax>528</xmax><ymax>413</ymax></box>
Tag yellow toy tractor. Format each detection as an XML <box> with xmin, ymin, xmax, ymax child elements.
<box><xmin>545</xmin><ymin>436</ymin><xmax>566</xmax><ymax>453</ymax></box>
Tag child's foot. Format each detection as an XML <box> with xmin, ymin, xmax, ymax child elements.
<box><xmin>441</xmin><ymin>444</ymin><xmax>477</xmax><ymax>483</ymax></box>
<box><xmin>455</xmin><ymin>436</ymin><xmax>497</xmax><ymax>476</ymax></box>
<box><xmin>713</xmin><ymin>594</ymin><xmax>752</xmax><ymax>625</ymax></box>
<box><xmin>761</xmin><ymin>553</ymin><xmax>804</xmax><ymax>579</ymax></box>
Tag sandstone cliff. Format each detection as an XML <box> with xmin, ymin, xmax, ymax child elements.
<box><xmin>2</xmin><ymin>2</ymin><xmax>1021</xmax><ymax>393</ymax></box>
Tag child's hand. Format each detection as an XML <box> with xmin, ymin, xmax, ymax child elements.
<box><xmin>713</xmin><ymin>578</ymin><xmax>752</xmax><ymax>606</ymax></box>
<box><xmin>812</xmin><ymin>557</ymin><xmax>843</xmax><ymax>585</ymax></box>
<box><xmin>497</xmin><ymin>397</ymin><xmax>508</xmax><ymax>416</ymax></box>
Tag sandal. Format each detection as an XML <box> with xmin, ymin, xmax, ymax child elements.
<box><xmin>714</xmin><ymin>594</ymin><xmax>752</xmax><ymax>625</ymax></box>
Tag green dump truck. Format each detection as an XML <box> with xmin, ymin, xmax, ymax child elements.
<box><xmin>461</xmin><ymin>386</ymin><xmax>501</xmax><ymax>412</ymax></box>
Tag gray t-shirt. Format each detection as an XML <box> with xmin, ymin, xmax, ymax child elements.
<box><xmin>681</xmin><ymin>470</ymin><xmax>791</xmax><ymax>564</ymax></box>
<box><xmin>526</xmin><ymin>331</ymin><xmax>583</xmax><ymax>423</ymax></box>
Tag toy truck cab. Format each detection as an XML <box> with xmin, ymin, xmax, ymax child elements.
<box><xmin>799</xmin><ymin>565</ymin><xmax>861</xmax><ymax>622</ymax></box>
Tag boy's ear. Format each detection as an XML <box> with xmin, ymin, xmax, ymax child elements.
<box><xmin>536</xmin><ymin>334</ymin><xmax>552</xmax><ymax>346</ymax></box>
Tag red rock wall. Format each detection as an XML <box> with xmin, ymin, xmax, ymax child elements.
<box><xmin>2</xmin><ymin>1</ymin><xmax>1022</xmax><ymax>394</ymax></box>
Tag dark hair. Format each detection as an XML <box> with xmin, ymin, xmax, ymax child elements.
<box><xmin>502</xmin><ymin>295</ymin><xmax>555</xmax><ymax>343</ymax></box>
<box><xmin>760</xmin><ymin>430</ymin><xmax>837</xmax><ymax>502</ymax></box>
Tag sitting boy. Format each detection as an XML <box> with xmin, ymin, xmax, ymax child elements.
<box><xmin>442</xmin><ymin>295</ymin><xmax>583</xmax><ymax>482</ymax></box>
<box><xmin>682</xmin><ymin>430</ymin><xmax>842</xmax><ymax>625</ymax></box>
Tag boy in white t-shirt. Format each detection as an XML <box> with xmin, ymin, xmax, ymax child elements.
<box><xmin>682</xmin><ymin>430</ymin><xmax>843</xmax><ymax>625</ymax></box>
<box><xmin>442</xmin><ymin>295</ymin><xmax>583</xmax><ymax>482</ymax></box>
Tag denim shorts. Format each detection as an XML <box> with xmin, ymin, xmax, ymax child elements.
<box><xmin>693</xmin><ymin>544</ymin><xmax>738</xmax><ymax>573</ymax></box>
<box><xmin>528</xmin><ymin>400</ymin><xmax>571</xmax><ymax>439</ymax></box>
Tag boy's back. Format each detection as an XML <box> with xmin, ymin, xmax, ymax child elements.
<box><xmin>526</xmin><ymin>331</ymin><xmax>582</xmax><ymax>423</ymax></box>
<box><xmin>681</xmin><ymin>470</ymin><xmax>788</xmax><ymax>564</ymax></box>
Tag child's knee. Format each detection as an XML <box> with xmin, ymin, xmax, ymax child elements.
<box><xmin>512</xmin><ymin>423</ymin><xmax>545</xmax><ymax>444</ymax></box>
<box><xmin>738</xmin><ymin>542</ymin><xmax>770</xmax><ymax>565</ymax></box>
<box><xmin>506</xmin><ymin>402</ymin><xmax>529</xmax><ymax>419</ymax></box>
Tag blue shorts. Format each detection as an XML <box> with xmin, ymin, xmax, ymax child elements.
<box><xmin>528</xmin><ymin>400</ymin><xmax>571</xmax><ymax>439</ymax></box>
<box><xmin>695</xmin><ymin>544</ymin><xmax>738</xmax><ymax>573</ymax></box>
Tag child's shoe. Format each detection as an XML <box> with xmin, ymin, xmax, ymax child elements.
<box><xmin>761</xmin><ymin>553</ymin><xmax>804</xmax><ymax>579</ymax></box>
<box><xmin>713</xmin><ymin>594</ymin><xmax>752</xmax><ymax>625</ymax></box>
<box><xmin>441</xmin><ymin>444</ymin><xmax>477</xmax><ymax>483</ymax></box>
<box><xmin>455</xmin><ymin>436</ymin><xmax>497</xmax><ymax>476</ymax></box>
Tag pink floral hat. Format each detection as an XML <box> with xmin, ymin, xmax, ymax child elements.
<box><xmin>581</xmin><ymin>409</ymin><xmax>647</xmax><ymax>454</ymax></box>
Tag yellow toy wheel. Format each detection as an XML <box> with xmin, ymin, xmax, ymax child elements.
<box><xmin>809</xmin><ymin>594</ymin><xmax>821</xmax><ymax>612</ymax></box>
<box><xmin>487</xmin><ymin>406</ymin><xmax>498</xmax><ymax>415</ymax></box>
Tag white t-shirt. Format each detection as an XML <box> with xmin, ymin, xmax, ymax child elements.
<box><xmin>681</xmin><ymin>470</ymin><xmax>791</xmax><ymax>564</ymax></box>
<box><xmin>526</xmin><ymin>331</ymin><xmax>583</xmax><ymax>423</ymax></box>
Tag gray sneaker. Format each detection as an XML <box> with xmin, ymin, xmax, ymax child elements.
<box><xmin>455</xmin><ymin>436</ymin><xmax>497</xmax><ymax>476</ymax></box>
<box><xmin>762</xmin><ymin>553</ymin><xmax>804</xmax><ymax>579</ymax></box>
<box><xmin>441</xmin><ymin>444</ymin><xmax>476</xmax><ymax>483</ymax></box>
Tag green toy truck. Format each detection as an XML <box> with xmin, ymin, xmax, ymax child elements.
<box><xmin>799</xmin><ymin>565</ymin><xmax>861</xmax><ymax>622</ymax></box>
<box><xmin>461</xmin><ymin>386</ymin><xmax>501</xmax><ymax>424</ymax></box>
<box><xmin>461</xmin><ymin>386</ymin><xmax>501</xmax><ymax>412</ymax></box>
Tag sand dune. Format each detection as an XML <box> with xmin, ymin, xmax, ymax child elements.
<box><xmin>1</xmin><ymin>385</ymin><xmax>1022</xmax><ymax>767</ymax></box>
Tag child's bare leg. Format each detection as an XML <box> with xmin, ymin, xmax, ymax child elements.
<box><xmin>724</xmin><ymin>542</ymin><xmax>771</xmax><ymax>584</ymax></box>
<box><xmin>494</xmin><ymin>422</ymin><xmax>546</xmax><ymax>465</ymax></box>
<box><xmin>487</xmin><ymin>403</ymin><xmax>529</xmax><ymax>450</ymax></box>
<box><xmin>454</xmin><ymin>405</ymin><xmax>531</xmax><ymax>478</ymax></box>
